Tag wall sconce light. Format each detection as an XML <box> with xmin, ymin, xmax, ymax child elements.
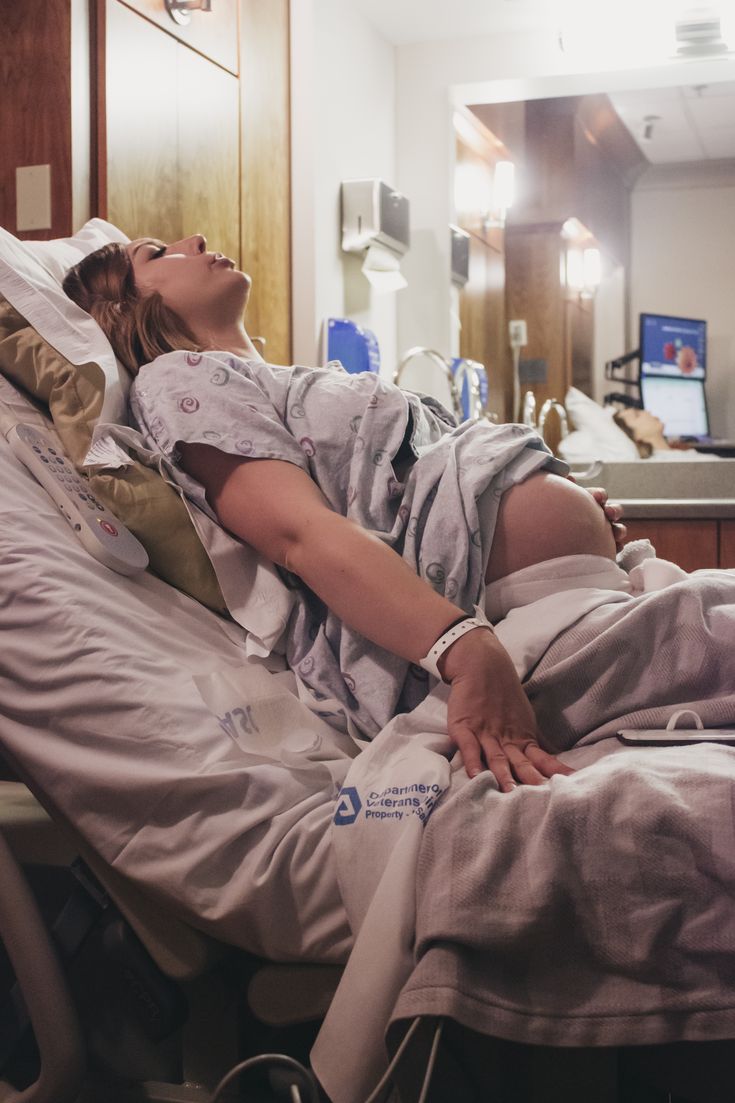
<box><xmin>165</xmin><ymin>0</ymin><xmax>212</xmax><ymax>26</ymax></box>
<box><xmin>565</xmin><ymin>245</ymin><xmax>602</xmax><ymax>298</ymax></box>
<box><xmin>483</xmin><ymin>160</ymin><xmax>515</xmax><ymax>230</ymax></box>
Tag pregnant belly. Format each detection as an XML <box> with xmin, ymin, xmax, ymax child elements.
<box><xmin>485</xmin><ymin>472</ymin><xmax>617</xmax><ymax>584</ymax></box>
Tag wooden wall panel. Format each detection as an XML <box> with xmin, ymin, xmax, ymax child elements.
<box><xmin>719</xmin><ymin>521</ymin><xmax>735</xmax><ymax>569</ymax></box>
<box><xmin>623</xmin><ymin>519</ymin><xmax>719</xmax><ymax>572</ymax></box>
<box><xmin>459</xmin><ymin>235</ymin><xmax>509</xmax><ymax>422</ymax></box>
<box><xmin>177</xmin><ymin>46</ymin><xmax>240</xmax><ymax>264</ymax></box>
<box><xmin>505</xmin><ymin>224</ymin><xmax>567</xmax><ymax>412</ymax></box>
<box><xmin>0</xmin><ymin>0</ymin><xmax>73</xmax><ymax>238</ymax></box>
<box><xmin>240</xmin><ymin>0</ymin><xmax>291</xmax><ymax>364</ymax></box>
<box><xmin>117</xmin><ymin>0</ymin><xmax>239</xmax><ymax>74</ymax></box>
<box><xmin>105</xmin><ymin>0</ymin><xmax>240</xmax><ymax>265</ymax></box>
<box><xmin>455</xmin><ymin>115</ymin><xmax>511</xmax><ymax>421</ymax></box>
<box><xmin>105</xmin><ymin>1</ymin><xmax>180</xmax><ymax>241</ymax></box>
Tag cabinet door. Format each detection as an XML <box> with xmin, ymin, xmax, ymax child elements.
<box><xmin>720</xmin><ymin>521</ymin><xmax>735</xmax><ymax>569</ymax></box>
<box><xmin>623</xmin><ymin>519</ymin><xmax>718</xmax><ymax>572</ymax></box>
<box><xmin>459</xmin><ymin>234</ymin><xmax>509</xmax><ymax>421</ymax></box>
<box><xmin>105</xmin><ymin>0</ymin><xmax>240</xmax><ymax>264</ymax></box>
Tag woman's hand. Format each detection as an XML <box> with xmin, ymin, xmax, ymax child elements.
<box><xmin>577</xmin><ymin>483</ymin><xmax>627</xmax><ymax>552</ymax></box>
<box><xmin>439</xmin><ymin>628</ymin><xmax>574</xmax><ymax>792</ymax></box>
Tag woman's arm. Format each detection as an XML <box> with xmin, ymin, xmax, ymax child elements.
<box><xmin>179</xmin><ymin>443</ymin><xmax>571</xmax><ymax>790</ymax></box>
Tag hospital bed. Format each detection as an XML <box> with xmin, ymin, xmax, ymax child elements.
<box><xmin>0</xmin><ymin>220</ymin><xmax>348</xmax><ymax>1102</ymax></box>
<box><xmin>2</xmin><ymin>220</ymin><xmax>735</xmax><ymax>1103</ymax></box>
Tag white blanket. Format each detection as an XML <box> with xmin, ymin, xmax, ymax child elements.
<box><xmin>313</xmin><ymin>556</ymin><xmax>735</xmax><ymax>1103</ymax></box>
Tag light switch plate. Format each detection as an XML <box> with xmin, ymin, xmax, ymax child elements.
<box><xmin>16</xmin><ymin>164</ymin><xmax>52</xmax><ymax>231</ymax></box>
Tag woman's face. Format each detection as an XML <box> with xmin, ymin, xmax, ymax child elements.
<box><xmin>126</xmin><ymin>235</ymin><xmax>251</xmax><ymax>330</ymax></box>
<box><xmin>618</xmin><ymin>406</ymin><xmax>665</xmax><ymax>443</ymax></box>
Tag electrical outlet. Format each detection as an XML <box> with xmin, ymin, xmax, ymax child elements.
<box><xmin>508</xmin><ymin>319</ymin><xmax>528</xmax><ymax>349</ymax></box>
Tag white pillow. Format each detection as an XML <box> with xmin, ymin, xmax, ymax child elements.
<box><xmin>559</xmin><ymin>387</ymin><xmax>640</xmax><ymax>463</ymax></box>
<box><xmin>21</xmin><ymin>218</ymin><xmax>129</xmax><ymax>284</ymax></box>
<box><xmin>0</xmin><ymin>218</ymin><xmax>133</xmax><ymax>467</ymax></box>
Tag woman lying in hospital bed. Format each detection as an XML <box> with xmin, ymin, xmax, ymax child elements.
<box><xmin>62</xmin><ymin>233</ymin><xmax>624</xmax><ymax>795</ymax></box>
<box><xmin>3</xmin><ymin>222</ymin><xmax>735</xmax><ymax>1102</ymax></box>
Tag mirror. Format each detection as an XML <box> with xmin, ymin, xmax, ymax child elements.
<box><xmin>460</xmin><ymin>80</ymin><xmax>735</xmax><ymax>437</ymax></box>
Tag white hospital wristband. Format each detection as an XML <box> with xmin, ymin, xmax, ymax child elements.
<box><xmin>419</xmin><ymin>610</ymin><xmax>493</xmax><ymax>682</ymax></box>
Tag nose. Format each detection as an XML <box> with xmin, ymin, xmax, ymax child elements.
<box><xmin>166</xmin><ymin>234</ymin><xmax>207</xmax><ymax>255</ymax></box>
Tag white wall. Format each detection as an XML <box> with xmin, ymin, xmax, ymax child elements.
<box><xmin>394</xmin><ymin>32</ymin><xmax>735</xmax><ymax>375</ymax></box>
<box><xmin>291</xmin><ymin>0</ymin><xmax>398</xmax><ymax>375</ymax></box>
<box><xmin>292</xmin><ymin>5</ymin><xmax>735</xmax><ymax>409</ymax></box>
<box><xmin>630</xmin><ymin>162</ymin><xmax>735</xmax><ymax>439</ymax></box>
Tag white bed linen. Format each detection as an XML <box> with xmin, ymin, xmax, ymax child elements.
<box><xmin>0</xmin><ymin>392</ymin><xmax>355</xmax><ymax>962</ymax></box>
<box><xmin>313</xmin><ymin>554</ymin><xmax>735</xmax><ymax>1103</ymax></box>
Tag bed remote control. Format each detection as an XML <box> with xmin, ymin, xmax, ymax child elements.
<box><xmin>7</xmin><ymin>422</ymin><xmax>149</xmax><ymax>576</ymax></box>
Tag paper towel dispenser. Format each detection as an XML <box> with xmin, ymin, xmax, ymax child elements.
<box><xmin>341</xmin><ymin>179</ymin><xmax>410</xmax><ymax>256</ymax></box>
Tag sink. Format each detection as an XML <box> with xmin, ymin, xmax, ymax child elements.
<box><xmin>574</xmin><ymin>459</ymin><xmax>735</xmax><ymax>501</ymax></box>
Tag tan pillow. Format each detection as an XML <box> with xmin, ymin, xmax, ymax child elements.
<box><xmin>0</xmin><ymin>298</ymin><xmax>227</xmax><ymax>614</ymax></box>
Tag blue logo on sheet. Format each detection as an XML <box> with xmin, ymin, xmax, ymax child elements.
<box><xmin>334</xmin><ymin>786</ymin><xmax>362</xmax><ymax>825</ymax></box>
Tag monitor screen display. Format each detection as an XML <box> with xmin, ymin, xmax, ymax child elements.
<box><xmin>640</xmin><ymin>376</ymin><xmax>710</xmax><ymax>440</ymax></box>
<box><xmin>639</xmin><ymin>313</ymin><xmax>706</xmax><ymax>379</ymax></box>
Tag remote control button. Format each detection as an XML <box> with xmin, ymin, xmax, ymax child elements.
<box><xmin>86</xmin><ymin>501</ymin><xmax>95</xmax><ymax>510</ymax></box>
<box><xmin>98</xmin><ymin>519</ymin><xmax>118</xmax><ymax>537</ymax></box>
<box><xmin>48</xmin><ymin>447</ymin><xmax>57</xmax><ymax>456</ymax></box>
<box><xmin>32</xmin><ymin>445</ymin><xmax>42</xmax><ymax>454</ymax></box>
<box><xmin>41</xmin><ymin>456</ymin><xmax>50</xmax><ymax>464</ymax></box>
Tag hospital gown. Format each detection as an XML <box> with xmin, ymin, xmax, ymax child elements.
<box><xmin>130</xmin><ymin>352</ymin><xmax>566</xmax><ymax>736</ymax></box>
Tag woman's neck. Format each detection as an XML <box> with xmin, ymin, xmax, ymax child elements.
<box><xmin>201</xmin><ymin>322</ymin><xmax>264</xmax><ymax>362</ymax></box>
<box><xmin>647</xmin><ymin>432</ymin><xmax>671</xmax><ymax>452</ymax></box>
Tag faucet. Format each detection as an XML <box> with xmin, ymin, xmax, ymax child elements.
<box><xmin>521</xmin><ymin>391</ymin><xmax>568</xmax><ymax>447</ymax></box>
<box><xmin>521</xmin><ymin>390</ymin><xmax>537</xmax><ymax>428</ymax></box>
<box><xmin>537</xmin><ymin>399</ymin><xmax>569</xmax><ymax>443</ymax></box>
<box><xmin>394</xmin><ymin>347</ymin><xmax>464</xmax><ymax>422</ymax></box>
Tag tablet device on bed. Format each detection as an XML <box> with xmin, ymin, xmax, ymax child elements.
<box><xmin>618</xmin><ymin>729</ymin><xmax>735</xmax><ymax>745</ymax></box>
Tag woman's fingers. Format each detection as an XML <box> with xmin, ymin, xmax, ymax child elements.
<box><xmin>611</xmin><ymin>520</ymin><xmax>628</xmax><ymax>550</ymax></box>
<box><xmin>452</xmin><ymin>723</ymin><xmax>575</xmax><ymax>793</ymax></box>
<box><xmin>586</xmin><ymin>486</ymin><xmax>627</xmax><ymax>550</ymax></box>
<box><xmin>450</xmin><ymin>723</ymin><xmax>486</xmax><ymax>780</ymax></box>
<box><xmin>523</xmin><ymin>742</ymin><xmax>575</xmax><ymax>777</ymax></box>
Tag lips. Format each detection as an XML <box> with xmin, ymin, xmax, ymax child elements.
<box><xmin>210</xmin><ymin>252</ymin><xmax>235</xmax><ymax>268</ymax></box>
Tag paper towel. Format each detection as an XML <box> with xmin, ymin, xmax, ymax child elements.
<box><xmin>361</xmin><ymin>243</ymin><xmax>407</xmax><ymax>293</ymax></box>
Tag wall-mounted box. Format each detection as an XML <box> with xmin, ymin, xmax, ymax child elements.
<box><xmin>450</xmin><ymin>223</ymin><xmax>470</xmax><ymax>287</ymax></box>
<box><xmin>341</xmin><ymin>179</ymin><xmax>410</xmax><ymax>256</ymax></box>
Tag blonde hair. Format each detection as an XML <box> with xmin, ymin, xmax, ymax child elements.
<box><xmin>613</xmin><ymin>409</ymin><xmax>653</xmax><ymax>459</ymax></box>
<box><xmin>62</xmin><ymin>242</ymin><xmax>201</xmax><ymax>375</ymax></box>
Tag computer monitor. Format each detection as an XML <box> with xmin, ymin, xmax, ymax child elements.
<box><xmin>640</xmin><ymin>375</ymin><xmax>711</xmax><ymax>440</ymax></box>
<box><xmin>639</xmin><ymin>313</ymin><xmax>706</xmax><ymax>380</ymax></box>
